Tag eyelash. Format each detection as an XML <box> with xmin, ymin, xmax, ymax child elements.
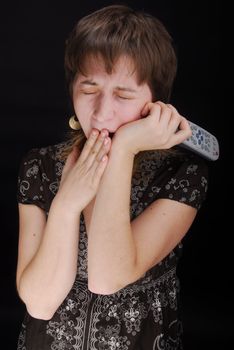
<box><xmin>118</xmin><ymin>96</ymin><xmax>131</xmax><ymax>100</ymax></box>
<box><xmin>82</xmin><ymin>92</ymin><xmax>131</xmax><ymax>100</ymax></box>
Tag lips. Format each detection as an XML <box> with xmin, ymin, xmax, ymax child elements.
<box><xmin>95</xmin><ymin>129</ymin><xmax>115</xmax><ymax>139</ymax></box>
<box><xmin>91</xmin><ymin>127</ymin><xmax>115</xmax><ymax>139</ymax></box>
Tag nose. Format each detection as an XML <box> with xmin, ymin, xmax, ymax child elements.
<box><xmin>92</xmin><ymin>93</ymin><xmax>114</xmax><ymax>123</ymax></box>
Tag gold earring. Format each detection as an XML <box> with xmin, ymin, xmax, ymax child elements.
<box><xmin>69</xmin><ymin>115</ymin><xmax>80</xmax><ymax>130</ymax></box>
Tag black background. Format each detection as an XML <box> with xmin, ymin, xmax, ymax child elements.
<box><xmin>1</xmin><ymin>1</ymin><xmax>231</xmax><ymax>349</ymax></box>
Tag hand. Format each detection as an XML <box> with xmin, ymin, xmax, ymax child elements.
<box><xmin>55</xmin><ymin>129</ymin><xmax>111</xmax><ymax>215</ymax></box>
<box><xmin>114</xmin><ymin>101</ymin><xmax>192</xmax><ymax>155</ymax></box>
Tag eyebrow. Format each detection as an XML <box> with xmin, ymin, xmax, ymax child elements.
<box><xmin>79</xmin><ymin>79</ymin><xmax>138</xmax><ymax>93</ymax></box>
<box><xmin>80</xmin><ymin>80</ymin><xmax>97</xmax><ymax>86</ymax></box>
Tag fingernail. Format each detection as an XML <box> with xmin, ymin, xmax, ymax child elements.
<box><xmin>101</xmin><ymin>130</ymin><xmax>108</xmax><ymax>137</ymax></box>
<box><xmin>92</xmin><ymin>129</ymin><xmax>98</xmax><ymax>136</ymax></box>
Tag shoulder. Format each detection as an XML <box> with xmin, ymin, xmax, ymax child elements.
<box><xmin>165</xmin><ymin>148</ymin><xmax>209</xmax><ymax>180</ymax></box>
<box><xmin>22</xmin><ymin>140</ymin><xmax>69</xmax><ymax>163</ymax></box>
<box><xmin>140</xmin><ymin>147</ymin><xmax>209</xmax><ymax>179</ymax></box>
<box><xmin>17</xmin><ymin>140</ymin><xmax>70</xmax><ymax>210</ymax></box>
<box><xmin>138</xmin><ymin>148</ymin><xmax>209</xmax><ymax>210</ymax></box>
<box><xmin>19</xmin><ymin>140</ymin><xmax>69</xmax><ymax>177</ymax></box>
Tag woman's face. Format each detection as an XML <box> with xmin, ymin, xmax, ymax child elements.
<box><xmin>72</xmin><ymin>56</ymin><xmax>152</xmax><ymax>138</ymax></box>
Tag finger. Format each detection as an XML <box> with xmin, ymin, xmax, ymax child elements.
<box><xmin>92</xmin><ymin>154</ymin><xmax>109</xmax><ymax>186</ymax></box>
<box><xmin>166</xmin><ymin>106</ymin><xmax>182</xmax><ymax>132</ymax></box>
<box><xmin>168</xmin><ymin>114</ymin><xmax>182</xmax><ymax>134</ymax></box>
<box><xmin>173</xmin><ymin>118</ymin><xmax>192</xmax><ymax>144</ymax></box>
<box><xmin>160</xmin><ymin>103</ymin><xmax>182</xmax><ymax>132</ymax></box>
<box><xmin>155</xmin><ymin>101</ymin><xmax>166</xmax><ymax>108</ymax></box>
<box><xmin>155</xmin><ymin>101</ymin><xmax>167</xmax><ymax>112</ymax></box>
<box><xmin>166</xmin><ymin>103</ymin><xmax>178</xmax><ymax>114</ymax></box>
<box><xmin>156</xmin><ymin>101</ymin><xmax>172</xmax><ymax>126</ymax></box>
<box><xmin>142</xmin><ymin>103</ymin><xmax>163</xmax><ymax>128</ymax></box>
<box><xmin>78</xmin><ymin>129</ymin><xmax>100</xmax><ymax>163</ymax></box>
<box><xmin>95</xmin><ymin>136</ymin><xmax>111</xmax><ymax>163</ymax></box>
<box><xmin>90</xmin><ymin>129</ymin><xmax>109</xmax><ymax>157</ymax></box>
<box><xmin>141</xmin><ymin>102</ymin><xmax>155</xmax><ymax>117</ymax></box>
<box><xmin>178</xmin><ymin>117</ymin><xmax>192</xmax><ymax>135</ymax></box>
<box><xmin>85</xmin><ymin>130</ymin><xmax>109</xmax><ymax>168</ymax></box>
<box><xmin>147</xmin><ymin>101</ymin><xmax>172</xmax><ymax>133</ymax></box>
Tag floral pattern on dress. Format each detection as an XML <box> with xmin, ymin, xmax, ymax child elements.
<box><xmin>17</xmin><ymin>141</ymin><xmax>208</xmax><ymax>350</ymax></box>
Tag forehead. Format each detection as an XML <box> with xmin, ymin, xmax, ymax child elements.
<box><xmin>79</xmin><ymin>54</ymin><xmax>137</xmax><ymax>81</ymax></box>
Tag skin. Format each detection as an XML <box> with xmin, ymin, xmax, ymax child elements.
<box><xmin>16</xmin><ymin>55</ymin><xmax>194</xmax><ymax>319</ymax></box>
<box><xmin>72</xmin><ymin>55</ymin><xmax>191</xmax><ymax>155</ymax></box>
<box><xmin>72</xmin><ymin>55</ymin><xmax>153</xmax><ymax>139</ymax></box>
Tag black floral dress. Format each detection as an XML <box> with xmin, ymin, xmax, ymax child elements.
<box><xmin>16</xmin><ymin>140</ymin><xmax>208</xmax><ymax>350</ymax></box>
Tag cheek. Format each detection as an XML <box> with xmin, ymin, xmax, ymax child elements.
<box><xmin>73</xmin><ymin>101</ymin><xmax>91</xmax><ymax>135</ymax></box>
<box><xmin>118</xmin><ymin>104</ymin><xmax>142</xmax><ymax>124</ymax></box>
<box><xmin>73</xmin><ymin>97</ymin><xmax>92</xmax><ymax>121</ymax></box>
<box><xmin>73</xmin><ymin>97</ymin><xmax>86</xmax><ymax>114</ymax></box>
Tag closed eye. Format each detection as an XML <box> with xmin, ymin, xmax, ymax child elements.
<box><xmin>118</xmin><ymin>95</ymin><xmax>133</xmax><ymax>100</ymax></box>
<box><xmin>81</xmin><ymin>91</ymin><xmax>97</xmax><ymax>95</ymax></box>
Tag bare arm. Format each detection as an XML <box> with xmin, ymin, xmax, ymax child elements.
<box><xmin>88</xmin><ymin>141</ymin><xmax>197</xmax><ymax>295</ymax></box>
<box><xmin>17</xmin><ymin>201</ymin><xmax>80</xmax><ymax>320</ymax></box>
<box><xmin>88</xmin><ymin>103</ymin><xmax>196</xmax><ymax>295</ymax></box>
<box><xmin>16</xmin><ymin>130</ymin><xmax>111</xmax><ymax>320</ymax></box>
<box><xmin>88</xmin><ymin>143</ymin><xmax>135</xmax><ymax>294</ymax></box>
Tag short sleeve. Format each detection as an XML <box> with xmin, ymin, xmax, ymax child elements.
<box><xmin>17</xmin><ymin>148</ymin><xmax>46</xmax><ymax>210</ymax></box>
<box><xmin>149</xmin><ymin>153</ymin><xmax>209</xmax><ymax>210</ymax></box>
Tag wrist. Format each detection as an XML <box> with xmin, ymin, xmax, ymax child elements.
<box><xmin>112</xmin><ymin>132</ymin><xmax>137</xmax><ymax>158</ymax></box>
<box><xmin>51</xmin><ymin>194</ymin><xmax>82</xmax><ymax>219</ymax></box>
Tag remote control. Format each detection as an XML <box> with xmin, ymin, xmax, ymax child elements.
<box><xmin>180</xmin><ymin>121</ymin><xmax>219</xmax><ymax>161</ymax></box>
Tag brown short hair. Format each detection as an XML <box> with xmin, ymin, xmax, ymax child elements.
<box><xmin>60</xmin><ymin>5</ymin><xmax>179</xmax><ymax>167</ymax></box>
<box><xmin>64</xmin><ymin>4</ymin><xmax>177</xmax><ymax>102</ymax></box>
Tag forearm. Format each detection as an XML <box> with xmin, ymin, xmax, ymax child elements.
<box><xmin>18</xmin><ymin>198</ymin><xmax>81</xmax><ymax>319</ymax></box>
<box><xmin>88</xmin><ymin>142</ymin><xmax>136</xmax><ymax>294</ymax></box>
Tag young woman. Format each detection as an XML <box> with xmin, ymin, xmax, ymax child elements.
<box><xmin>16</xmin><ymin>5</ymin><xmax>208</xmax><ymax>350</ymax></box>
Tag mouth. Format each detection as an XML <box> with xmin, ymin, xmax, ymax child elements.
<box><xmin>92</xmin><ymin>128</ymin><xmax>115</xmax><ymax>139</ymax></box>
<box><xmin>109</xmin><ymin>132</ymin><xmax>115</xmax><ymax>139</ymax></box>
